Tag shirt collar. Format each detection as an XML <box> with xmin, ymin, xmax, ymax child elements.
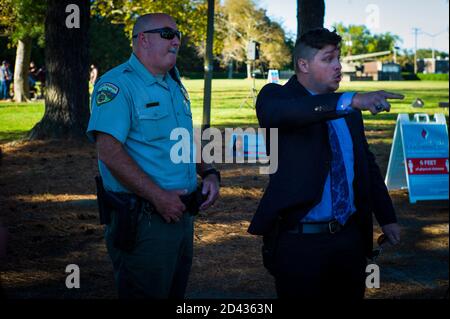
<box><xmin>306</xmin><ymin>88</ymin><xmax>317</xmax><ymax>96</ymax></box>
<box><xmin>286</xmin><ymin>75</ymin><xmax>313</xmax><ymax>97</ymax></box>
<box><xmin>127</xmin><ymin>53</ymin><xmax>167</xmax><ymax>87</ymax></box>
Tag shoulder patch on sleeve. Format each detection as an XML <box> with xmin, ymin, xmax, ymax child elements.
<box><xmin>96</xmin><ymin>82</ymin><xmax>120</xmax><ymax>106</ymax></box>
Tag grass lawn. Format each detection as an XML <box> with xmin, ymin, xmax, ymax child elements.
<box><xmin>0</xmin><ymin>102</ymin><xmax>44</xmax><ymax>142</ymax></box>
<box><xmin>0</xmin><ymin>80</ymin><xmax>448</xmax><ymax>143</ymax></box>
<box><xmin>0</xmin><ymin>79</ymin><xmax>448</xmax><ymax>299</ymax></box>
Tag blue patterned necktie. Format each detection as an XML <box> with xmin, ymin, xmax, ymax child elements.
<box><xmin>327</xmin><ymin>122</ymin><xmax>352</xmax><ymax>225</ymax></box>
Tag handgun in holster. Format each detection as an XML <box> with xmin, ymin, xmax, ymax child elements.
<box><xmin>95</xmin><ymin>175</ymin><xmax>111</xmax><ymax>225</ymax></box>
<box><xmin>95</xmin><ymin>176</ymin><xmax>142</xmax><ymax>252</ymax></box>
<box><xmin>179</xmin><ymin>184</ymin><xmax>208</xmax><ymax>216</ymax></box>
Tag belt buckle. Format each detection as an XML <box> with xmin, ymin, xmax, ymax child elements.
<box><xmin>288</xmin><ymin>224</ymin><xmax>301</xmax><ymax>234</ymax></box>
<box><xmin>328</xmin><ymin>220</ymin><xmax>339</xmax><ymax>234</ymax></box>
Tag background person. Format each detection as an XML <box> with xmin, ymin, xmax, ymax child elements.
<box><xmin>0</xmin><ymin>61</ymin><xmax>12</xmax><ymax>100</ymax></box>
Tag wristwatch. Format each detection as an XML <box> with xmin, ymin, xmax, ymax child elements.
<box><xmin>200</xmin><ymin>168</ymin><xmax>221</xmax><ymax>183</ymax></box>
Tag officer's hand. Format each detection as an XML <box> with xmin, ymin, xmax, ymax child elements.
<box><xmin>381</xmin><ymin>223</ymin><xmax>401</xmax><ymax>246</ymax></box>
<box><xmin>153</xmin><ymin>189</ymin><xmax>187</xmax><ymax>223</ymax></box>
<box><xmin>200</xmin><ymin>174</ymin><xmax>220</xmax><ymax>210</ymax></box>
<box><xmin>352</xmin><ymin>91</ymin><xmax>404</xmax><ymax>115</ymax></box>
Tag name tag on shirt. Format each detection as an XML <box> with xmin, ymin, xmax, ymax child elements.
<box><xmin>146</xmin><ymin>101</ymin><xmax>160</xmax><ymax>108</ymax></box>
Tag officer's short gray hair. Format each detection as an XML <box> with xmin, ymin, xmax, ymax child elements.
<box><xmin>132</xmin><ymin>14</ymin><xmax>154</xmax><ymax>50</ymax></box>
<box><xmin>132</xmin><ymin>13</ymin><xmax>174</xmax><ymax>52</ymax></box>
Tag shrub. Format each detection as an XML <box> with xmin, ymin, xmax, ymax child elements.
<box><xmin>417</xmin><ymin>73</ymin><xmax>449</xmax><ymax>81</ymax></box>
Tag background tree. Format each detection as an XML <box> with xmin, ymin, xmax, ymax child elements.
<box><xmin>89</xmin><ymin>16</ymin><xmax>131</xmax><ymax>76</ymax></box>
<box><xmin>416</xmin><ymin>48</ymin><xmax>449</xmax><ymax>60</ymax></box>
<box><xmin>396</xmin><ymin>48</ymin><xmax>449</xmax><ymax>72</ymax></box>
<box><xmin>92</xmin><ymin>0</ymin><xmax>208</xmax><ymax>48</ymax></box>
<box><xmin>29</xmin><ymin>0</ymin><xmax>90</xmax><ymax>139</ymax></box>
<box><xmin>334</xmin><ymin>23</ymin><xmax>401</xmax><ymax>57</ymax></box>
<box><xmin>297</xmin><ymin>0</ymin><xmax>325</xmax><ymax>38</ymax></box>
<box><xmin>335</xmin><ymin>24</ymin><xmax>372</xmax><ymax>56</ymax></box>
<box><xmin>260</xmin><ymin>20</ymin><xmax>293</xmax><ymax>70</ymax></box>
<box><xmin>0</xmin><ymin>0</ymin><xmax>46</xmax><ymax>102</ymax></box>
<box><xmin>91</xmin><ymin>0</ymin><xmax>292</xmax><ymax>77</ymax></box>
<box><xmin>91</xmin><ymin>0</ymin><xmax>209</xmax><ymax>75</ymax></box>
<box><xmin>218</xmin><ymin>0</ymin><xmax>291</xmax><ymax>78</ymax></box>
<box><xmin>396</xmin><ymin>48</ymin><xmax>414</xmax><ymax>71</ymax></box>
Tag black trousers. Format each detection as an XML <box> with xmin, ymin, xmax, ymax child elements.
<box><xmin>272</xmin><ymin>221</ymin><xmax>367</xmax><ymax>299</ymax></box>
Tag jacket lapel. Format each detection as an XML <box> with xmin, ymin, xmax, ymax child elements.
<box><xmin>344</xmin><ymin>112</ymin><xmax>365</xmax><ymax>205</ymax></box>
<box><xmin>344</xmin><ymin>113</ymin><xmax>359</xmax><ymax>147</ymax></box>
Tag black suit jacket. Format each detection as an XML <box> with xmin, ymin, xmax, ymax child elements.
<box><xmin>248</xmin><ymin>76</ymin><xmax>397</xmax><ymax>256</ymax></box>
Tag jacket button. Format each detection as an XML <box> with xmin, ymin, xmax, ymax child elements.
<box><xmin>314</xmin><ymin>106</ymin><xmax>323</xmax><ymax>112</ymax></box>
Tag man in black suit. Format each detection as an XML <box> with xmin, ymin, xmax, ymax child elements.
<box><xmin>248</xmin><ymin>28</ymin><xmax>402</xmax><ymax>298</ymax></box>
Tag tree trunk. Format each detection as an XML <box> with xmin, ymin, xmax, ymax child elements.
<box><xmin>29</xmin><ymin>0</ymin><xmax>90</xmax><ymax>140</ymax></box>
<box><xmin>227</xmin><ymin>60</ymin><xmax>233</xmax><ymax>79</ymax></box>
<box><xmin>297</xmin><ymin>0</ymin><xmax>325</xmax><ymax>39</ymax></box>
<box><xmin>13</xmin><ymin>37</ymin><xmax>32</xmax><ymax>103</ymax></box>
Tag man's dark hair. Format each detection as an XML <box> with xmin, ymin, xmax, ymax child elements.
<box><xmin>293</xmin><ymin>28</ymin><xmax>342</xmax><ymax>72</ymax></box>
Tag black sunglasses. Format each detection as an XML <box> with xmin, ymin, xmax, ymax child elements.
<box><xmin>133</xmin><ymin>27</ymin><xmax>182</xmax><ymax>41</ymax></box>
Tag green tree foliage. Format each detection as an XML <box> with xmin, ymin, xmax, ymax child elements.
<box><xmin>0</xmin><ymin>0</ymin><xmax>46</xmax><ymax>101</ymax></box>
<box><xmin>396</xmin><ymin>49</ymin><xmax>415</xmax><ymax>71</ymax></box>
<box><xmin>416</xmin><ymin>49</ymin><xmax>449</xmax><ymax>59</ymax></box>
<box><xmin>0</xmin><ymin>0</ymin><xmax>46</xmax><ymax>46</ymax></box>
<box><xmin>92</xmin><ymin>0</ymin><xmax>291</xmax><ymax>73</ymax></box>
<box><xmin>334</xmin><ymin>23</ymin><xmax>401</xmax><ymax>56</ymax></box>
<box><xmin>89</xmin><ymin>17</ymin><xmax>131</xmax><ymax>75</ymax></box>
<box><xmin>0</xmin><ymin>37</ymin><xmax>16</xmax><ymax>65</ymax></box>
<box><xmin>176</xmin><ymin>42</ymin><xmax>205</xmax><ymax>74</ymax></box>
<box><xmin>396</xmin><ymin>48</ymin><xmax>449</xmax><ymax>72</ymax></box>
<box><xmin>91</xmin><ymin>0</ymin><xmax>210</xmax><ymax>74</ymax></box>
<box><xmin>92</xmin><ymin>0</ymin><xmax>208</xmax><ymax>47</ymax></box>
<box><xmin>218</xmin><ymin>0</ymin><xmax>291</xmax><ymax>72</ymax></box>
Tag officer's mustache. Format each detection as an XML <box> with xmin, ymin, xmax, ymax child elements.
<box><xmin>168</xmin><ymin>47</ymin><xmax>178</xmax><ymax>54</ymax></box>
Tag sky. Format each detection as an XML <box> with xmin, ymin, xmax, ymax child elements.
<box><xmin>258</xmin><ymin>0</ymin><xmax>449</xmax><ymax>53</ymax></box>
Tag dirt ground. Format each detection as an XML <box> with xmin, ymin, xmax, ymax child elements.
<box><xmin>0</xmin><ymin>139</ymin><xmax>448</xmax><ymax>299</ymax></box>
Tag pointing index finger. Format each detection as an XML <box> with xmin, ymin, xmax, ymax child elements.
<box><xmin>383</xmin><ymin>91</ymin><xmax>405</xmax><ymax>100</ymax></box>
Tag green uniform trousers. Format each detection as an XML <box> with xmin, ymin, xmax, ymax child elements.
<box><xmin>105</xmin><ymin>208</ymin><xmax>194</xmax><ymax>299</ymax></box>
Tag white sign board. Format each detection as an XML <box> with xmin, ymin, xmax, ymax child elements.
<box><xmin>267</xmin><ymin>69</ymin><xmax>279</xmax><ymax>84</ymax></box>
<box><xmin>228</xmin><ymin>132</ymin><xmax>268</xmax><ymax>161</ymax></box>
<box><xmin>385</xmin><ymin>113</ymin><xmax>449</xmax><ymax>203</ymax></box>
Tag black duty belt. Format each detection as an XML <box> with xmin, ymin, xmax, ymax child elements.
<box><xmin>142</xmin><ymin>188</ymin><xmax>207</xmax><ymax>216</ymax></box>
<box><xmin>117</xmin><ymin>188</ymin><xmax>205</xmax><ymax>217</ymax></box>
<box><xmin>286</xmin><ymin>216</ymin><xmax>356</xmax><ymax>235</ymax></box>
